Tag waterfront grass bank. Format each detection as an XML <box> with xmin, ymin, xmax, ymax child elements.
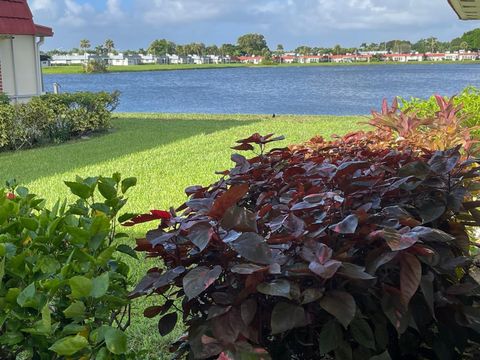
<box><xmin>42</xmin><ymin>60</ymin><xmax>480</xmax><ymax>75</ymax></box>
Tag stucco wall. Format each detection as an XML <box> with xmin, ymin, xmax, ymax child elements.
<box><xmin>0</xmin><ymin>35</ymin><xmax>39</xmax><ymax>100</ymax></box>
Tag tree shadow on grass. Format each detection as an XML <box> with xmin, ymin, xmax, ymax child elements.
<box><xmin>0</xmin><ymin>115</ymin><xmax>260</xmax><ymax>184</ymax></box>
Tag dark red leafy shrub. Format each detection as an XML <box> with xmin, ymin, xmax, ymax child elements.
<box><xmin>130</xmin><ymin>102</ymin><xmax>480</xmax><ymax>360</ymax></box>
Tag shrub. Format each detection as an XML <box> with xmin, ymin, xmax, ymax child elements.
<box><xmin>0</xmin><ymin>93</ymin><xmax>9</xmax><ymax>105</ymax></box>
<box><xmin>0</xmin><ymin>91</ymin><xmax>119</xmax><ymax>151</ymax></box>
<box><xmin>84</xmin><ymin>60</ymin><xmax>108</xmax><ymax>74</ymax></box>
<box><xmin>0</xmin><ymin>173</ymin><xmax>138</xmax><ymax>359</ymax></box>
<box><xmin>130</xmin><ymin>100</ymin><xmax>480</xmax><ymax>359</ymax></box>
<box><xmin>399</xmin><ymin>86</ymin><xmax>480</xmax><ymax>130</ymax></box>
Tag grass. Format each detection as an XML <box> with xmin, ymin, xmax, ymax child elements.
<box><xmin>42</xmin><ymin>60</ymin><xmax>480</xmax><ymax>75</ymax></box>
<box><xmin>0</xmin><ymin>113</ymin><xmax>363</xmax><ymax>358</ymax></box>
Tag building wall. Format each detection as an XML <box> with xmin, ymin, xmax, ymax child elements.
<box><xmin>0</xmin><ymin>35</ymin><xmax>39</xmax><ymax>101</ymax></box>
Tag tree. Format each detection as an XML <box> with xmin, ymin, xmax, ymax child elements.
<box><xmin>275</xmin><ymin>44</ymin><xmax>285</xmax><ymax>55</ymax></box>
<box><xmin>148</xmin><ymin>39</ymin><xmax>176</xmax><ymax>56</ymax></box>
<box><xmin>104</xmin><ymin>39</ymin><xmax>115</xmax><ymax>54</ymax></box>
<box><xmin>460</xmin><ymin>41</ymin><xmax>470</xmax><ymax>51</ymax></box>
<box><xmin>206</xmin><ymin>45</ymin><xmax>219</xmax><ymax>55</ymax></box>
<box><xmin>460</xmin><ymin>28</ymin><xmax>480</xmax><ymax>50</ymax></box>
<box><xmin>80</xmin><ymin>39</ymin><xmax>91</xmax><ymax>54</ymax></box>
<box><xmin>219</xmin><ymin>43</ymin><xmax>238</xmax><ymax>56</ymax></box>
<box><xmin>94</xmin><ymin>45</ymin><xmax>106</xmax><ymax>56</ymax></box>
<box><xmin>237</xmin><ymin>33</ymin><xmax>269</xmax><ymax>55</ymax></box>
<box><xmin>295</xmin><ymin>46</ymin><xmax>312</xmax><ymax>55</ymax></box>
<box><xmin>333</xmin><ymin>44</ymin><xmax>342</xmax><ymax>55</ymax></box>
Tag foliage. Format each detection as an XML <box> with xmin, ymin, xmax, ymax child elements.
<box><xmin>148</xmin><ymin>39</ymin><xmax>177</xmax><ymax>56</ymax></box>
<box><xmin>0</xmin><ymin>91</ymin><xmax>119</xmax><ymax>151</ymax></box>
<box><xmin>0</xmin><ymin>173</ymin><xmax>138</xmax><ymax>359</ymax></box>
<box><xmin>131</xmin><ymin>102</ymin><xmax>480</xmax><ymax>359</ymax></box>
<box><xmin>399</xmin><ymin>86</ymin><xmax>480</xmax><ymax>131</ymax></box>
<box><xmin>0</xmin><ymin>93</ymin><xmax>9</xmax><ymax>106</ymax></box>
<box><xmin>237</xmin><ymin>33</ymin><xmax>269</xmax><ymax>56</ymax></box>
<box><xmin>84</xmin><ymin>59</ymin><xmax>108</xmax><ymax>73</ymax></box>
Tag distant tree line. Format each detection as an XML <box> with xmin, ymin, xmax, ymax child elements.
<box><xmin>45</xmin><ymin>29</ymin><xmax>480</xmax><ymax>57</ymax></box>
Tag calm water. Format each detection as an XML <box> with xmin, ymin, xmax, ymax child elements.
<box><xmin>44</xmin><ymin>64</ymin><xmax>480</xmax><ymax>115</ymax></box>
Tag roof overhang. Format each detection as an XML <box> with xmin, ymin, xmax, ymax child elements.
<box><xmin>35</xmin><ymin>24</ymin><xmax>53</xmax><ymax>37</ymax></box>
<box><xmin>449</xmin><ymin>0</ymin><xmax>480</xmax><ymax>19</ymax></box>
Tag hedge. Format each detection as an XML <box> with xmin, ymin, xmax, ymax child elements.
<box><xmin>0</xmin><ymin>91</ymin><xmax>120</xmax><ymax>151</ymax></box>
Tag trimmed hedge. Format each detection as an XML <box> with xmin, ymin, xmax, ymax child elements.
<box><xmin>0</xmin><ymin>91</ymin><xmax>120</xmax><ymax>151</ymax></box>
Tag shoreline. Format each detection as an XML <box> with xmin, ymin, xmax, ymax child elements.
<box><xmin>42</xmin><ymin>60</ymin><xmax>480</xmax><ymax>75</ymax></box>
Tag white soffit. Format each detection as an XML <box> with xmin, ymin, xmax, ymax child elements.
<box><xmin>449</xmin><ymin>0</ymin><xmax>480</xmax><ymax>19</ymax></box>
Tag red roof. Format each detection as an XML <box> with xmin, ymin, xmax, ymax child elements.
<box><xmin>0</xmin><ymin>0</ymin><xmax>53</xmax><ymax>36</ymax></box>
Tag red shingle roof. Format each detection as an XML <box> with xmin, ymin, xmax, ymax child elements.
<box><xmin>0</xmin><ymin>0</ymin><xmax>53</xmax><ymax>36</ymax></box>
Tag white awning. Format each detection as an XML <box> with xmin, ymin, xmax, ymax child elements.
<box><xmin>449</xmin><ymin>0</ymin><xmax>480</xmax><ymax>19</ymax></box>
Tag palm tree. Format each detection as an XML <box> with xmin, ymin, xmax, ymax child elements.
<box><xmin>104</xmin><ymin>39</ymin><xmax>115</xmax><ymax>54</ymax></box>
<box><xmin>460</xmin><ymin>41</ymin><xmax>470</xmax><ymax>51</ymax></box>
<box><xmin>80</xmin><ymin>39</ymin><xmax>91</xmax><ymax>54</ymax></box>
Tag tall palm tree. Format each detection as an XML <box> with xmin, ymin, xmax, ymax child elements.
<box><xmin>460</xmin><ymin>41</ymin><xmax>470</xmax><ymax>51</ymax></box>
<box><xmin>104</xmin><ymin>39</ymin><xmax>115</xmax><ymax>54</ymax></box>
<box><xmin>80</xmin><ymin>39</ymin><xmax>91</xmax><ymax>54</ymax></box>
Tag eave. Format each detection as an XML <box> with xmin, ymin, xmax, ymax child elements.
<box><xmin>448</xmin><ymin>0</ymin><xmax>480</xmax><ymax>20</ymax></box>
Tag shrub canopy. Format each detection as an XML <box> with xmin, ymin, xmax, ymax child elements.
<box><xmin>130</xmin><ymin>97</ymin><xmax>480</xmax><ymax>359</ymax></box>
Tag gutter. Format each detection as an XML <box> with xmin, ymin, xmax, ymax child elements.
<box><xmin>36</xmin><ymin>36</ymin><xmax>45</xmax><ymax>93</ymax></box>
<box><xmin>9</xmin><ymin>37</ymin><xmax>18</xmax><ymax>103</ymax></box>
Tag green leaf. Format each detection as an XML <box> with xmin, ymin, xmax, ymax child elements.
<box><xmin>69</xmin><ymin>276</ymin><xmax>93</xmax><ymax>299</ymax></box>
<box><xmin>350</xmin><ymin>318</ymin><xmax>376</xmax><ymax>350</ymax></box>
<box><xmin>117</xmin><ymin>244</ymin><xmax>138</xmax><ymax>259</ymax></box>
<box><xmin>97</xmin><ymin>246</ymin><xmax>115</xmax><ymax>266</ymax></box>
<box><xmin>121</xmin><ymin>177</ymin><xmax>137</xmax><ymax>193</ymax></box>
<box><xmin>257</xmin><ymin>279</ymin><xmax>292</xmax><ymax>299</ymax></box>
<box><xmin>91</xmin><ymin>273</ymin><xmax>110</xmax><ymax>298</ymax></box>
<box><xmin>20</xmin><ymin>217</ymin><xmax>38</xmax><ymax>231</ymax></box>
<box><xmin>319</xmin><ymin>320</ymin><xmax>343</xmax><ymax>355</ymax></box>
<box><xmin>183</xmin><ymin>266</ymin><xmax>222</xmax><ymax>300</ymax></box>
<box><xmin>319</xmin><ymin>291</ymin><xmax>356</xmax><ymax>328</ymax></box>
<box><xmin>230</xmin><ymin>232</ymin><xmax>273</xmax><ymax>265</ymax></box>
<box><xmin>64</xmin><ymin>181</ymin><xmax>93</xmax><ymax>199</ymax></box>
<box><xmin>49</xmin><ymin>335</ymin><xmax>89</xmax><ymax>356</ymax></box>
<box><xmin>64</xmin><ymin>301</ymin><xmax>86</xmax><ymax>319</ymax></box>
<box><xmin>271</xmin><ymin>302</ymin><xmax>308</xmax><ymax>335</ymax></box>
<box><xmin>104</xmin><ymin>327</ymin><xmax>127</xmax><ymax>355</ymax></box>
<box><xmin>98</xmin><ymin>181</ymin><xmax>117</xmax><ymax>200</ymax></box>
<box><xmin>17</xmin><ymin>283</ymin><xmax>36</xmax><ymax>307</ymax></box>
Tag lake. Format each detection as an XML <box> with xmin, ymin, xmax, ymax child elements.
<box><xmin>44</xmin><ymin>64</ymin><xmax>480</xmax><ymax>115</ymax></box>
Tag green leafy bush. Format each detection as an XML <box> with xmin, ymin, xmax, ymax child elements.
<box><xmin>0</xmin><ymin>91</ymin><xmax>119</xmax><ymax>151</ymax></box>
<box><xmin>130</xmin><ymin>101</ymin><xmax>480</xmax><ymax>359</ymax></box>
<box><xmin>0</xmin><ymin>173</ymin><xmax>138</xmax><ymax>359</ymax></box>
<box><xmin>0</xmin><ymin>93</ymin><xmax>9</xmax><ymax>105</ymax></box>
<box><xmin>84</xmin><ymin>60</ymin><xmax>108</xmax><ymax>74</ymax></box>
<box><xmin>399</xmin><ymin>86</ymin><xmax>480</xmax><ymax>129</ymax></box>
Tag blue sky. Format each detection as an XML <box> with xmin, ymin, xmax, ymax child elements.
<box><xmin>30</xmin><ymin>0</ymin><xmax>480</xmax><ymax>51</ymax></box>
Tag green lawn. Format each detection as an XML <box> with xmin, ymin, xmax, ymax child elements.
<box><xmin>0</xmin><ymin>113</ymin><xmax>363</xmax><ymax>358</ymax></box>
<box><xmin>42</xmin><ymin>60</ymin><xmax>480</xmax><ymax>75</ymax></box>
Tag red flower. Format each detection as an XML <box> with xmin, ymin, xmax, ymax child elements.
<box><xmin>122</xmin><ymin>210</ymin><xmax>171</xmax><ymax>227</ymax></box>
<box><xmin>6</xmin><ymin>193</ymin><xmax>15</xmax><ymax>200</ymax></box>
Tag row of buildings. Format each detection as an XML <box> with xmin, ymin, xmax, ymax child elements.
<box><xmin>45</xmin><ymin>50</ymin><xmax>480</xmax><ymax>67</ymax></box>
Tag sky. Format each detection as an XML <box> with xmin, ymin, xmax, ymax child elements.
<box><xmin>30</xmin><ymin>0</ymin><xmax>480</xmax><ymax>51</ymax></box>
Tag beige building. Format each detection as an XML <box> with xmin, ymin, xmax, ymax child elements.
<box><xmin>0</xmin><ymin>0</ymin><xmax>53</xmax><ymax>102</ymax></box>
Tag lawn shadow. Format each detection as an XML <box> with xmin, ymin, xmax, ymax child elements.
<box><xmin>0</xmin><ymin>114</ymin><xmax>260</xmax><ymax>184</ymax></box>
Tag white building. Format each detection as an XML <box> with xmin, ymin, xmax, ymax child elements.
<box><xmin>0</xmin><ymin>0</ymin><xmax>53</xmax><ymax>102</ymax></box>
<box><xmin>51</xmin><ymin>53</ymin><xmax>105</xmax><ymax>65</ymax></box>
<box><xmin>109</xmin><ymin>53</ymin><xmax>142</xmax><ymax>66</ymax></box>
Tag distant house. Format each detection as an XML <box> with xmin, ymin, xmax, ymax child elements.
<box><xmin>109</xmin><ymin>53</ymin><xmax>142</xmax><ymax>66</ymax></box>
<box><xmin>51</xmin><ymin>53</ymin><xmax>105</xmax><ymax>65</ymax></box>
<box><xmin>237</xmin><ymin>56</ymin><xmax>264</xmax><ymax>65</ymax></box>
<box><xmin>0</xmin><ymin>0</ymin><xmax>53</xmax><ymax>102</ymax></box>
<box><xmin>40</xmin><ymin>54</ymin><xmax>51</xmax><ymax>67</ymax></box>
